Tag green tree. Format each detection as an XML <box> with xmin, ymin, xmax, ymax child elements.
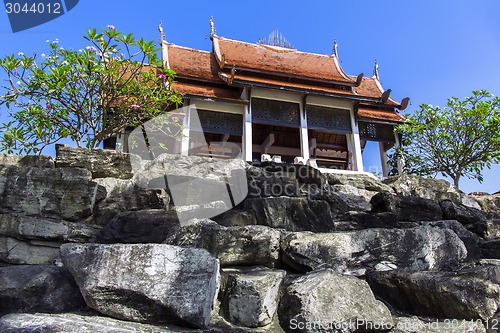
<box><xmin>0</xmin><ymin>25</ymin><xmax>182</xmax><ymax>154</ymax></box>
<box><xmin>391</xmin><ymin>90</ymin><xmax>500</xmax><ymax>188</ymax></box>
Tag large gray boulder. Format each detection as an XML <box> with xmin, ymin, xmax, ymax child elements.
<box><xmin>326</xmin><ymin>172</ymin><xmax>394</xmax><ymax>193</ymax></box>
<box><xmin>440</xmin><ymin>199</ymin><xmax>488</xmax><ymax>237</ymax></box>
<box><xmin>164</xmin><ymin>219</ymin><xmax>281</xmax><ymax>268</ymax></box>
<box><xmin>0</xmin><ymin>312</ymin><xmax>193</xmax><ymax>333</ymax></box>
<box><xmin>383</xmin><ymin>174</ymin><xmax>463</xmax><ymax>202</ymax></box>
<box><xmin>0</xmin><ymin>265</ymin><xmax>85</xmax><ymax>316</ymax></box>
<box><xmin>367</xmin><ymin>264</ymin><xmax>500</xmax><ymax>321</ymax></box>
<box><xmin>371</xmin><ymin>193</ymin><xmax>443</xmax><ymax>221</ymax></box>
<box><xmin>313</xmin><ymin>187</ymin><xmax>373</xmax><ymax>216</ymax></box>
<box><xmin>97</xmin><ymin>209</ymin><xmax>180</xmax><ymax>243</ymax></box>
<box><xmin>219</xmin><ymin>267</ymin><xmax>286</xmax><ymax>328</ymax></box>
<box><xmin>281</xmin><ymin>226</ymin><xmax>467</xmax><ymax>275</ymax></box>
<box><xmin>60</xmin><ymin>243</ymin><xmax>220</xmax><ymax>328</ymax></box>
<box><xmin>0</xmin><ymin>236</ymin><xmax>60</xmax><ymax>265</ymax></box>
<box><xmin>212</xmin><ymin>209</ymin><xmax>258</xmax><ymax>227</ymax></box>
<box><xmin>91</xmin><ymin>177</ymin><xmax>171</xmax><ymax>226</ymax></box>
<box><xmin>0</xmin><ymin>167</ymin><xmax>106</xmax><ymax>222</ymax></box>
<box><xmin>134</xmin><ymin>154</ymin><xmax>248</xmax><ymax>224</ymax></box>
<box><xmin>0</xmin><ymin>214</ymin><xmax>100</xmax><ymax>265</ymax></box>
<box><xmin>481</xmin><ymin>239</ymin><xmax>500</xmax><ymax>259</ymax></box>
<box><xmin>55</xmin><ymin>144</ymin><xmax>140</xmax><ymax>179</ymax></box>
<box><xmin>244</xmin><ymin>197</ymin><xmax>335</xmax><ymax>232</ymax></box>
<box><xmin>279</xmin><ymin>269</ymin><xmax>393</xmax><ymax>332</ymax></box>
<box><xmin>470</xmin><ymin>192</ymin><xmax>500</xmax><ymax>214</ymax></box>
<box><xmin>0</xmin><ymin>214</ymin><xmax>100</xmax><ymax>243</ymax></box>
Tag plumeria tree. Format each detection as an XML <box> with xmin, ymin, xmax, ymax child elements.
<box><xmin>390</xmin><ymin>90</ymin><xmax>500</xmax><ymax>188</ymax></box>
<box><xmin>0</xmin><ymin>25</ymin><xmax>182</xmax><ymax>154</ymax></box>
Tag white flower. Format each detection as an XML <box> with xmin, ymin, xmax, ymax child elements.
<box><xmin>60</xmin><ymin>47</ymin><xmax>64</xmax><ymax>50</ymax></box>
<box><xmin>46</xmin><ymin>39</ymin><xmax>50</xmax><ymax>43</ymax></box>
<box><xmin>16</xmin><ymin>81</ymin><xmax>21</xmax><ymax>85</ymax></box>
<box><xmin>41</xmin><ymin>53</ymin><xmax>46</xmax><ymax>58</ymax></box>
<box><xmin>17</xmin><ymin>52</ymin><xmax>24</xmax><ymax>56</ymax></box>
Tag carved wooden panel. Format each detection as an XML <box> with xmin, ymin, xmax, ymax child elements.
<box><xmin>193</xmin><ymin>109</ymin><xmax>243</xmax><ymax>136</ymax></box>
<box><xmin>359</xmin><ymin>121</ymin><xmax>395</xmax><ymax>142</ymax></box>
<box><xmin>251</xmin><ymin>98</ymin><xmax>300</xmax><ymax>127</ymax></box>
<box><xmin>306</xmin><ymin>105</ymin><xmax>352</xmax><ymax>133</ymax></box>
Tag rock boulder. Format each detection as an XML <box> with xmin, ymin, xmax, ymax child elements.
<box><xmin>60</xmin><ymin>243</ymin><xmax>220</xmax><ymax>328</ymax></box>
<box><xmin>281</xmin><ymin>226</ymin><xmax>467</xmax><ymax>275</ymax></box>
<box><xmin>0</xmin><ymin>265</ymin><xmax>85</xmax><ymax>316</ymax></box>
<box><xmin>279</xmin><ymin>269</ymin><xmax>393</xmax><ymax>332</ymax></box>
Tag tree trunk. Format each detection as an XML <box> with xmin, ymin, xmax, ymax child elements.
<box><xmin>453</xmin><ymin>175</ymin><xmax>460</xmax><ymax>189</ymax></box>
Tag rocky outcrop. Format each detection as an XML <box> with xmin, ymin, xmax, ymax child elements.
<box><xmin>0</xmin><ymin>213</ymin><xmax>100</xmax><ymax>265</ymax></box>
<box><xmin>281</xmin><ymin>226</ymin><xmax>467</xmax><ymax>275</ymax></box>
<box><xmin>97</xmin><ymin>209</ymin><xmax>179</xmax><ymax>243</ymax></box>
<box><xmin>279</xmin><ymin>269</ymin><xmax>394</xmax><ymax>332</ymax></box>
<box><xmin>367</xmin><ymin>264</ymin><xmax>500</xmax><ymax>320</ymax></box>
<box><xmin>164</xmin><ymin>219</ymin><xmax>281</xmax><ymax>268</ymax></box>
<box><xmin>219</xmin><ymin>267</ymin><xmax>286</xmax><ymax>327</ymax></box>
<box><xmin>326</xmin><ymin>172</ymin><xmax>394</xmax><ymax>193</ymax></box>
<box><xmin>0</xmin><ymin>265</ymin><xmax>85</xmax><ymax>316</ymax></box>
<box><xmin>470</xmin><ymin>192</ymin><xmax>500</xmax><ymax>214</ymax></box>
<box><xmin>60</xmin><ymin>243</ymin><xmax>220</xmax><ymax>328</ymax></box>
<box><xmin>55</xmin><ymin>144</ymin><xmax>139</xmax><ymax>179</ymax></box>
<box><xmin>371</xmin><ymin>192</ymin><xmax>443</xmax><ymax>221</ymax></box>
<box><xmin>245</xmin><ymin>197</ymin><xmax>335</xmax><ymax>232</ymax></box>
<box><xmin>2</xmin><ymin>147</ymin><xmax>500</xmax><ymax>333</ymax></box>
<box><xmin>0</xmin><ymin>312</ymin><xmax>193</xmax><ymax>333</ymax></box>
<box><xmin>0</xmin><ymin>167</ymin><xmax>106</xmax><ymax>222</ymax></box>
<box><xmin>383</xmin><ymin>174</ymin><xmax>463</xmax><ymax>202</ymax></box>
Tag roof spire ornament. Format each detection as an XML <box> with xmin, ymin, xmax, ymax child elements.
<box><xmin>373</xmin><ymin>60</ymin><xmax>380</xmax><ymax>80</ymax></box>
<box><xmin>158</xmin><ymin>21</ymin><xmax>165</xmax><ymax>45</ymax></box>
<box><xmin>209</xmin><ymin>17</ymin><xmax>215</xmax><ymax>40</ymax></box>
<box><xmin>333</xmin><ymin>39</ymin><xmax>338</xmax><ymax>58</ymax></box>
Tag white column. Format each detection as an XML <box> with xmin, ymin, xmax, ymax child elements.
<box><xmin>349</xmin><ymin>108</ymin><xmax>364</xmax><ymax>172</ymax></box>
<box><xmin>180</xmin><ymin>103</ymin><xmax>190</xmax><ymax>156</ymax></box>
<box><xmin>115</xmin><ymin>130</ymin><xmax>125</xmax><ymax>152</ymax></box>
<box><xmin>394</xmin><ymin>134</ymin><xmax>404</xmax><ymax>175</ymax></box>
<box><xmin>299</xmin><ymin>101</ymin><xmax>310</xmax><ymax>160</ymax></box>
<box><xmin>379</xmin><ymin>142</ymin><xmax>389</xmax><ymax>177</ymax></box>
<box><xmin>243</xmin><ymin>92</ymin><xmax>253</xmax><ymax>161</ymax></box>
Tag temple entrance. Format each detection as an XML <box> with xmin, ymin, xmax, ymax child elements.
<box><xmin>250</xmin><ymin>97</ymin><xmax>301</xmax><ymax>162</ymax></box>
<box><xmin>251</xmin><ymin>124</ymin><xmax>301</xmax><ymax>162</ymax></box>
<box><xmin>309</xmin><ymin>130</ymin><xmax>349</xmax><ymax>169</ymax></box>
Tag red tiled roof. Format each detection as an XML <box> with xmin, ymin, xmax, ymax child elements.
<box><xmin>358</xmin><ymin>106</ymin><xmax>405</xmax><ymax>123</ymax></box>
<box><xmin>353</xmin><ymin>76</ymin><xmax>400</xmax><ymax>107</ymax></box>
<box><xmin>167</xmin><ymin>44</ymin><xmax>220</xmax><ymax>82</ymax></box>
<box><xmin>222</xmin><ymin>72</ymin><xmax>354</xmax><ymax>97</ymax></box>
<box><xmin>213</xmin><ymin>36</ymin><xmax>355</xmax><ymax>85</ymax></box>
<box><xmin>172</xmin><ymin>82</ymin><xmax>246</xmax><ymax>103</ymax></box>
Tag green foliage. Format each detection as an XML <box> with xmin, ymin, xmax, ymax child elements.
<box><xmin>0</xmin><ymin>26</ymin><xmax>183</xmax><ymax>154</ymax></box>
<box><xmin>389</xmin><ymin>90</ymin><xmax>500</xmax><ymax>188</ymax></box>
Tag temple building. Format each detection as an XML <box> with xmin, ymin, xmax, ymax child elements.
<box><xmin>116</xmin><ymin>21</ymin><xmax>409</xmax><ymax>177</ymax></box>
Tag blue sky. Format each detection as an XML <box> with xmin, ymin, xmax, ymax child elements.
<box><xmin>0</xmin><ymin>1</ymin><xmax>499</xmax><ymax>193</ymax></box>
